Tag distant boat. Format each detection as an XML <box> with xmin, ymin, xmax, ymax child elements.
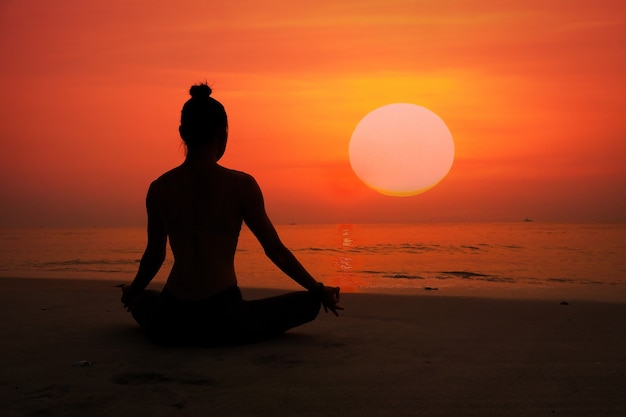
<box><xmin>523</xmin><ymin>217</ymin><xmax>533</xmax><ymax>222</ymax></box>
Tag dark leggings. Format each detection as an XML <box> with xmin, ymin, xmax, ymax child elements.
<box><xmin>129</xmin><ymin>286</ymin><xmax>321</xmax><ymax>346</ymax></box>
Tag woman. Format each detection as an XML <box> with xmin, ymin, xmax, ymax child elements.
<box><xmin>121</xmin><ymin>83</ymin><xmax>342</xmax><ymax>345</ymax></box>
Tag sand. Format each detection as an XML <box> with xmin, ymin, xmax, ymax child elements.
<box><xmin>1</xmin><ymin>277</ymin><xmax>625</xmax><ymax>417</ymax></box>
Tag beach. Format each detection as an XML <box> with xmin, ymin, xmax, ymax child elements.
<box><xmin>1</xmin><ymin>277</ymin><xmax>625</xmax><ymax>416</ymax></box>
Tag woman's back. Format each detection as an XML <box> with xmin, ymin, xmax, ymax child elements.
<box><xmin>152</xmin><ymin>163</ymin><xmax>245</xmax><ymax>300</ymax></box>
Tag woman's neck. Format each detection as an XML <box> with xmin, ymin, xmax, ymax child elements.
<box><xmin>184</xmin><ymin>146</ymin><xmax>219</xmax><ymax>166</ymax></box>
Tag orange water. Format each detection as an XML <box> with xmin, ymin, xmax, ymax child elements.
<box><xmin>1</xmin><ymin>223</ymin><xmax>625</xmax><ymax>299</ymax></box>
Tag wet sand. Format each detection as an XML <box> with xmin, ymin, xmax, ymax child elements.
<box><xmin>1</xmin><ymin>277</ymin><xmax>625</xmax><ymax>416</ymax></box>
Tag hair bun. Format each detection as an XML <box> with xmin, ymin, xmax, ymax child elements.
<box><xmin>189</xmin><ymin>83</ymin><xmax>212</xmax><ymax>99</ymax></box>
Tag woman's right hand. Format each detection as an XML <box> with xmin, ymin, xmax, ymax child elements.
<box><xmin>120</xmin><ymin>284</ymin><xmax>136</xmax><ymax>312</ymax></box>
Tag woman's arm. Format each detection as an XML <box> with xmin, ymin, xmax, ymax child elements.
<box><xmin>239</xmin><ymin>174</ymin><xmax>342</xmax><ymax>315</ymax></box>
<box><xmin>121</xmin><ymin>182</ymin><xmax>167</xmax><ymax>309</ymax></box>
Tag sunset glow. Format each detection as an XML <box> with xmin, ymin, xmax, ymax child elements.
<box><xmin>0</xmin><ymin>0</ymin><xmax>625</xmax><ymax>226</ymax></box>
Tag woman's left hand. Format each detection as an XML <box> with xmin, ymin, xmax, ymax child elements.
<box><xmin>320</xmin><ymin>285</ymin><xmax>343</xmax><ymax>316</ymax></box>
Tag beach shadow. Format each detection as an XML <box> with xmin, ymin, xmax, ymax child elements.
<box><xmin>105</xmin><ymin>323</ymin><xmax>147</xmax><ymax>343</ymax></box>
<box><xmin>107</xmin><ymin>321</ymin><xmax>336</xmax><ymax>348</ymax></box>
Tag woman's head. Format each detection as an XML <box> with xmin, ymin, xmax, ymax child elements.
<box><xmin>179</xmin><ymin>83</ymin><xmax>228</xmax><ymax>155</ymax></box>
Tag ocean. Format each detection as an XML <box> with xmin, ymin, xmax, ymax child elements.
<box><xmin>1</xmin><ymin>223</ymin><xmax>625</xmax><ymax>299</ymax></box>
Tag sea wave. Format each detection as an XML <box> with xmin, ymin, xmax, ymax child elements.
<box><xmin>1</xmin><ymin>223</ymin><xmax>624</xmax><ymax>292</ymax></box>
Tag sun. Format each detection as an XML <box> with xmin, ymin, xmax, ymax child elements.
<box><xmin>349</xmin><ymin>103</ymin><xmax>454</xmax><ymax>196</ymax></box>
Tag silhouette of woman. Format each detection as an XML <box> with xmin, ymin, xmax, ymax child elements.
<box><xmin>121</xmin><ymin>83</ymin><xmax>342</xmax><ymax>345</ymax></box>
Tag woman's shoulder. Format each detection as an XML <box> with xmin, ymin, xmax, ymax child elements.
<box><xmin>223</xmin><ymin>168</ymin><xmax>263</xmax><ymax>198</ymax></box>
<box><xmin>154</xmin><ymin>165</ymin><xmax>186</xmax><ymax>182</ymax></box>
<box><xmin>226</xmin><ymin>167</ymin><xmax>254</xmax><ymax>181</ymax></box>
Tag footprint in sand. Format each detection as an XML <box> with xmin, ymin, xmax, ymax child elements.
<box><xmin>111</xmin><ymin>373</ymin><xmax>214</xmax><ymax>410</ymax></box>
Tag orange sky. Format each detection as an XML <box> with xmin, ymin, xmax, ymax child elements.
<box><xmin>1</xmin><ymin>0</ymin><xmax>625</xmax><ymax>227</ymax></box>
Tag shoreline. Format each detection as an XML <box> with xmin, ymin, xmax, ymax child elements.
<box><xmin>2</xmin><ymin>276</ymin><xmax>626</xmax><ymax>416</ymax></box>
<box><xmin>1</xmin><ymin>275</ymin><xmax>625</xmax><ymax>303</ymax></box>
